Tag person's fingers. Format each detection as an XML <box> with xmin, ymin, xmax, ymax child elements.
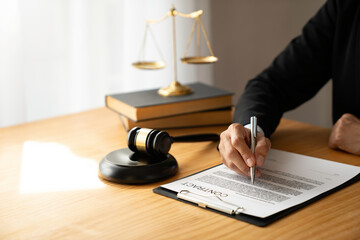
<box><xmin>219</xmin><ymin>130</ymin><xmax>251</xmax><ymax>176</ymax></box>
<box><xmin>228</xmin><ymin>124</ymin><xmax>255</xmax><ymax>168</ymax></box>
<box><xmin>328</xmin><ymin>128</ymin><xmax>340</xmax><ymax>149</ymax></box>
<box><xmin>328</xmin><ymin>116</ymin><xmax>342</xmax><ymax>149</ymax></box>
<box><xmin>328</xmin><ymin>113</ymin><xmax>360</xmax><ymax>155</ymax></box>
<box><xmin>254</xmin><ymin>133</ymin><xmax>271</xmax><ymax>167</ymax></box>
<box><xmin>221</xmin><ymin>155</ymin><xmax>250</xmax><ymax>176</ymax></box>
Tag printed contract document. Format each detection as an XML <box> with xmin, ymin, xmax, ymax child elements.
<box><xmin>160</xmin><ymin>149</ymin><xmax>360</xmax><ymax>218</ymax></box>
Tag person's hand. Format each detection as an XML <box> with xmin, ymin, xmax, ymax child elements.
<box><xmin>329</xmin><ymin>113</ymin><xmax>360</xmax><ymax>155</ymax></box>
<box><xmin>218</xmin><ymin>123</ymin><xmax>271</xmax><ymax>176</ymax></box>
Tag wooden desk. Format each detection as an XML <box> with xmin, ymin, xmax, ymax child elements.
<box><xmin>0</xmin><ymin>108</ymin><xmax>359</xmax><ymax>239</ymax></box>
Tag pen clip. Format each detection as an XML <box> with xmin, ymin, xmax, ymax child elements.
<box><xmin>177</xmin><ymin>190</ymin><xmax>244</xmax><ymax>215</ymax></box>
<box><xmin>250</xmin><ymin>116</ymin><xmax>257</xmax><ymax>153</ymax></box>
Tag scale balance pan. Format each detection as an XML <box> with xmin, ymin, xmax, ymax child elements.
<box><xmin>132</xmin><ymin>61</ymin><xmax>166</xmax><ymax>70</ymax></box>
<box><xmin>181</xmin><ymin>56</ymin><xmax>218</xmax><ymax>64</ymax></box>
<box><xmin>98</xmin><ymin>148</ymin><xmax>178</xmax><ymax>184</ymax></box>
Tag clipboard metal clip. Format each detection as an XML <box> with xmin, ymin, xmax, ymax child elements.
<box><xmin>177</xmin><ymin>190</ymin><xmax>244</xmax><ymax>215</ymax></box>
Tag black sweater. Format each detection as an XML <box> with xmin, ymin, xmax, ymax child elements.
<box><xmin>234</xmin><ymin>0</ymin><xmax>360</xmax><ymax>137</ymax></box>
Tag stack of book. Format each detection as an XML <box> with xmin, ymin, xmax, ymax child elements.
<box><xmin>105</xmin><ymin>82</ymin><xmax>233</xmax><ymax>131</ymax></box>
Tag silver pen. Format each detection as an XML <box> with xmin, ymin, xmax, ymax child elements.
<box><xmin>250</xmin><ymin>116</ymin><xmax>257</xmax><ymax>184</ymax></box>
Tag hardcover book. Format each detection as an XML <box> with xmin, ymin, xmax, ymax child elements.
<box><xmin>106</xmin><ymin>82</ymin><xmax>233</xmax><ymax>121</ymax></box>
<box><xmin>119</xmin><ymin>107</ymin><xmax>233</xmax><ymax>131</ymax></box>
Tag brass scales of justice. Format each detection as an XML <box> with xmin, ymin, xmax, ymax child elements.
<box><xmin>132</xmin><ymin>6</ymin><xmax>218</xmax><ymax>97</ymax></box>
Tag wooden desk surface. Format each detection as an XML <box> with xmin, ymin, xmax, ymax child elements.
<box><xmin>0</xmin><ymin>108</ymin><xmax>359</xmax><ymax>240</ymax></box>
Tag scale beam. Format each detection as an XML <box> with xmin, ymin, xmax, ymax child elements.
<box><xmin>146</xmin><ymin>9</ymin><xmax>203</xmax><ymax>24</ymax></box>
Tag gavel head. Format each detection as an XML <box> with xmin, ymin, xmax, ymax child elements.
<box><xmin>127</xmin><ymin>127</ymin><xmax>173</xmax><ymax>157</ymax></box>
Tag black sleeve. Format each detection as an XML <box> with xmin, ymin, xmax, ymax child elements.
<box><xmin>234</xmin><ymin>0</ymin><xmax>337</xmax><ymax>137</ymax></box>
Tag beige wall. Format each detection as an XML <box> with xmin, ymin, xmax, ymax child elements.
<box><xmin>210</xmin><ymin>0</ymin><xmax>332</xmax><ymax>128</ymax></box>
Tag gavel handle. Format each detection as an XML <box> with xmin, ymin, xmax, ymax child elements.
<box><xmin>172</xmin><ymin>134</ymin><xmax>220</xmax><ymax>143</ymax></box>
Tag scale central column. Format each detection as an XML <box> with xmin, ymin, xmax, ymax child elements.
<box><xmin>158</xmin><ymin>7</ymin><xmax>193</xmax><ymax>97</ymax></box>
<box><xmin>171</xmin><ymin>7</ymin><xmax>178</xmax><ymax>84</ymax></box>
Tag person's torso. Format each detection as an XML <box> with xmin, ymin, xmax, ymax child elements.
<box><xmin>332</xmin><ymin>0</ymin><xmax>360</xmax><ymax>121</ymax></box>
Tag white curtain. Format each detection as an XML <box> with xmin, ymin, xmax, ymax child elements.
<box><xmin>0</xmin><ymin>0</ymin><xmax>213</xmax><ymax>127</ymax></box>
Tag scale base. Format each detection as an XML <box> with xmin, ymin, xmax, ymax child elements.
<box><xmin>99</xmin><ymin>148</ymin><xmax>178</xmax><ymax>184</ymax></box>
<box><xmin>158</xmin><ymin>81</ymin><xmax>193</xmax><ymax>96</ymax></box>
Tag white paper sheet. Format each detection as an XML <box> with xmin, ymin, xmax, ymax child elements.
<box><xmin>161</xmin><ymin>149</ymin><xmax>360</xmax><ymax>218</ymax></box>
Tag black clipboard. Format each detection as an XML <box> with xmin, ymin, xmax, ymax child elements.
<box><xmin>153</xmin><ymin>165</ymin><xmax>360</xmax><ymax>227</ymax></box>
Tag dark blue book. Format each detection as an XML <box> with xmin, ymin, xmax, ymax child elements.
<box><xmin>106</xmin><ymin>82</ymin><xmax>233</xmax><ymax>121</ymax></box>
